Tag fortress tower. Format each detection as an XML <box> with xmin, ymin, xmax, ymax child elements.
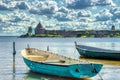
<box><xmin>35</xmin><ymin>22</ymin><xmax>45</xmax><ymax>34</ymax></box>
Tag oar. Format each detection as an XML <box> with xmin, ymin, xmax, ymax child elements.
<box><xmin>44</xmin><ymin>59</ymin><xmax>66</xmax><ymax>63</ymax></box>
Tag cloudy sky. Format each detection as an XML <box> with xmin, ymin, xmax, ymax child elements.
<box><xmin>0</xmin><ymin>0</ymin><xmax>120</xmax><ymax>36</ymax></box>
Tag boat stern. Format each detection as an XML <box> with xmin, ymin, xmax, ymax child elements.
<box><xmin>69</xmin><ymin>63</ymin><xmax>103</xmax><ymax>78</ymax></box>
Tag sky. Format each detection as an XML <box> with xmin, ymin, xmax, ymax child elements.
<box><xmin>0</xmin><ymin>0</ymin><xmax>120</xmax><ymax>36</ymax></box>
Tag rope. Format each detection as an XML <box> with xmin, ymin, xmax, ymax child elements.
<box><xmin>91</xmin><ymin>63</ymin><xmax>103</xmax><ymax>80</ymax></box>
<box><xmin>72</xmin><ymin>47</ymin><xmax>81</xmax><ymax>72</ymax></box>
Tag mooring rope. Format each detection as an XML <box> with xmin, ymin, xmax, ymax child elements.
<box><xmin>91</xmin><ymin>63</ymin><xmax>103</xmax><ymax>80</ymax></box>
<box><xmin>72</xmin><ymin>46</ymin><xmax>81</xmax><ymax>72</ymax></box>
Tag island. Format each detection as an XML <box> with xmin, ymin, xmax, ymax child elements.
<box><xmin>20</xmin><ymin>22</ymin><xmax>120</xmax><ymax>38</ymax></box>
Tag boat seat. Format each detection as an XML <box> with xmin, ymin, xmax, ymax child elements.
<box><xmin>27</xmin><ymin>55</ymin><xmax>48</xmax><ymax>61</ymax></box>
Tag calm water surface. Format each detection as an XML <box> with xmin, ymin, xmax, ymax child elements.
<box><xmin>0</xmin><ymin>37</ymin><xmax>120</xmax><ymax>80</ymax></box>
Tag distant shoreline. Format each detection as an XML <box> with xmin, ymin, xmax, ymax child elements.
<box><xmin>0</xmin><ymin>36</ymin><xmax>120</xmax><ymax>38</ymax></box>
<box><xmin>20</xmin><ymin>30</ymin><xmax>120</xmax><ymax>38</ymax></box>
<box><xmin>0</xmin><ymin>36</ymin><xmax>18</xmax><ymax>37</ymax></box>
<box><xmin>20</xmin><ymin>23</ymin><xmax>120</xmax><ymax>38</ymax></box>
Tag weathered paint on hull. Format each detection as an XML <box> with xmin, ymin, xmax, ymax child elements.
<box><xmin>76</xmin><ymin>47</ymin><xmax>120</xmax><ymax>60</ymax></box>
<box><xmin>23</xmin><ymin>58</ymin><xmax>102</xmax><ymax>78</ymax></box>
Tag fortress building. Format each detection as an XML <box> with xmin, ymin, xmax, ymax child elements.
<box><xmin>34</xmin><ymin>22</ymin><xmax>119</xmax><ymax>37</ymax></box>
<box><xmin>35</xmin><ymin>22</ymin><xmax>81</xmax><ymax>37</ymax></box>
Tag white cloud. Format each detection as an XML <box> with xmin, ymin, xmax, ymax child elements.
<box><xmin>95</xmin><ymin>7</ymin><xmax>120</xmax><ymax>21</ymax></box>
<box><xmin>54</xmin><ymin>8</ymin><xmax>92</xmax><ymax>21</ymax></box>
<box><xmin>15</xmin><ymin>1</ymin><xmax>30</xmax><ymax>9</ymax></box>
<box><xmin>95</xmin><ymin>9</ymin><xmax>113</xmax><ymax>21</ymax></box>
<box><xmin>53</xmin><ymin>12</ymin><xmax>71</xmax><ymax>21</ymax></box>
<box><xmin>96</xmin><ymin>0</ymin><xmax>115</xmax><ymax>6</ymax></box>
<box><xmin>79</xmin><ymin>18</ymin><xmax>93</xmax><ymax>22</ymax></box>
<box><xmin>0</xmin><ymin>0</ymin><xmax>30</xmax><ymax>10</ymax></box>
<box><xmin>0</xmin><ymin>2</ymin><xmax>9</xmax><ymax>10</ymax></box>
<box><xmin>67</xmin><ymin>0</ymin><xmax>115</xmax><ymax>9</ymax></box>
<box><xmin>77</xmin><ymin>10</ymin><xmax>91</xmax><ymax>17</ymax></box>
<box><xmin>52</xmin><ymin>7</ymin><xmax>72</xmax><ymax>21</ymax></box>
<box><xmin>58</xmin><ymin>7</ymin><xmax>70</xmax><ymax>13</ymax></box>
<box><xmin>6</xmin><ymin>11</ymin><xmax>28</xmax><ymax>22</ymax></box>
<box><xmin>110</xmin><ymin>7</ymin><xmax>120</xmax><ymax>19</ymax></box>
<box><xmin>114</xmin><ymin>11</ymin><xmax>120</xmax><ymax>17</ymax></box>
<box><xmin>67</xmin><ymin>10</ymin><xmax>78</xmax><ymax>20</ymax></box>
<box><xmin>0</xmin><ymin>10</ymin><xmax>38</xmax><ymax>35</ymax></box>
<box><xmin>53</xmin><ymin>8</ymin><xmax>79</xmax><ymax>21</ymax></box>
<box><xmin>29</xmin><ymin>1</ymin><xmax>58</xmax><ymax>15</ymax></box>
<box><xmin>29</xmin><ymin>7</ymin><xmax>40</xmax><ymax>14</ymax></box>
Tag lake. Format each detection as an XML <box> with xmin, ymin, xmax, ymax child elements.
<box><xmin>0</xmin><ymin>37</ymin><xmax>120</xmax><ymax>80</ymax></box>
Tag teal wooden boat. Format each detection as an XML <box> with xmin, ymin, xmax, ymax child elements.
<box><xmin>75</xmin><ymin>43</ymin><xmax>120</xmax><ymax>60</ymax></box>
<box><xmin>21</xmin><ymin>48</ymin><xmax>103</xmax><ymax>79</ymax></box>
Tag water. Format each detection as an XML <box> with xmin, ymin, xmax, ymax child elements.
<box><xmin>0</xmin><ymin>37</ymin><xmax>120</xmax><ymax>80</ymax></box>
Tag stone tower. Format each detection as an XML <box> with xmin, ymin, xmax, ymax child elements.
<box><xmin>111</xmin><ymin>25</ymin><xmax>115</xmax><ymax>31</ymax></box>
<box><xmin>35</xmin><ymin>22</ymin><xmax>45</xmax><ymax>34</ymax></box>
<box><xmin>27</xmin><ymin>26</ymin><xmax>32</xmax><ymax>35</ymax></box>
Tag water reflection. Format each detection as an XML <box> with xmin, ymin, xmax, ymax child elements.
<box><xmin>80</xmin><ymin>58</ymin><xmax>120</xmax><ymax>66</ymax></box>
<box><xmin>24</xmin><ymin>71</ymin><xmax>91</xmax><ymax>80</ymax></box>
<box><xmin>12</xmin><ymin>73</ymin><xmax>15</xmax><ymax>80</ymax></box>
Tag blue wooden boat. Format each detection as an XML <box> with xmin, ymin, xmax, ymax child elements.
<box><xmin>21</xmin><ymin>48</ymin><xmax>103</xmax><ymax>79</ymax></box>
<box><xmin>75</xmin><ymin>43</ymin><xmax>120</xmax><ymax>60</ymax></box>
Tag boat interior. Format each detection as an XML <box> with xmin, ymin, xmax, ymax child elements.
<box><xmin>22</xmin><ymin>48</ymin><xmax>87</xmax><ymax>65</ymax></box>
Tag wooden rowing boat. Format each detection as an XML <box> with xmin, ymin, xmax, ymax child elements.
<box><xmin>75</xmin><ymin>43</ymin><xmax>120</xmax><ymax>60</ymax></box>
<box><xmin>21</xmin><ymin>48</ymin><xmax>103</xmax><ymax>79</ymax></box>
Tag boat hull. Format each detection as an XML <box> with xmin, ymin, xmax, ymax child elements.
<box><xmin>23</xmin><ymin>57</ymin><xmax>102</xmax><ymax>78</ymax></box>
<box><xmin>76</xmin><ymin>45</ymin><xmax>120</xmax><ymax>60</ymax></box>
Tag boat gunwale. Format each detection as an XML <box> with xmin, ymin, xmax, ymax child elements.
<box><xmin>76</xmin><ymin>45</ymin><xmax>120</xmax><ymax>53</ymax></box>
<box><xmin>23</xmin><ymin>57</ymin><xmax>70</xmax><ymax>67</ymax></box>
<box><xmin>21</xmin><ymin>49</ymin><xmax>89</xmax><ymax>66</ymax></box>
